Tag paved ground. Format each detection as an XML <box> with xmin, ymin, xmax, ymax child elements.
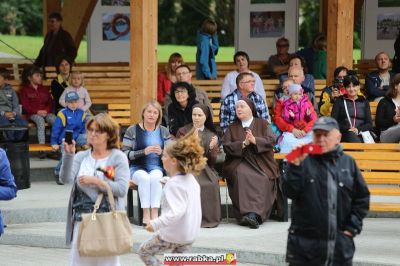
<box><xmin>0</xmin><ymin>245</ymin><xmax>265</xmax><ymax>266</ymax></box>
<box><xmin>0</xmin><ymin>159</ymin><xmax>400</xmax><ymax>266</ymax></box>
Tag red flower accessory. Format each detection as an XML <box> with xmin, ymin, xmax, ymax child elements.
<box><xmin>96</xmin><ymin>166</ymin><xmax>115</xmax><ymax>180</ymax></box>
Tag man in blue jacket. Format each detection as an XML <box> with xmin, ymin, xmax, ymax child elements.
<box><xmin>0</xmin><ymin>148</ymin><xmax>17</xmax><ymax>236</ymax></box>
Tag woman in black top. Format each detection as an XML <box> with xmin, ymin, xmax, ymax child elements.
<box><xmin>331</xmin><ymin>74</ymin><xmax>373</xmax><ymax>142</ymax></box>
<box><xmin>376</xmin><ymin>73</ymin><xmax>400</xmax><ymax>143</ymax></box>
<box><xmin>51</xmin><ymin>55</ymin><xmax>73</xmax><ymax>113</ymax></box>
<box><xmin>167</xmin><ymin>81</ymin><xmax>198</xmax><ymax>136</ymax></box>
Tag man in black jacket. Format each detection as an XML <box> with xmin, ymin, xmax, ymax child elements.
<box><xmin>35</xmin><ymin>12</ymin><xmax>77</xmax><ymax>68</ymax></box>
<box><xmin>283</xmin><ymin>116</ymin><xmax>370</xmax><ymax>266</ymax></box>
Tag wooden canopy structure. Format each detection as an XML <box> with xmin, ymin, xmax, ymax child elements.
<box><xmin>43</xmin><ymin>0</ymin><xmax>361</xmax><ymax>124</ymax></box>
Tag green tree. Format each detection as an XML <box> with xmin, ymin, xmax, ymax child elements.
<box><xmin>175</xmin><ymin>0</ymin><xmax>212</xmax><ymax>45</ymax></box>
<box><xmin>214</xmin><ymin>0</ymin><xmax>235</xmax><ymax>46</ymax></box>
<box><xmin>0</xmin><ymin>0</ymin><xmax>42</xmax><ymax>35</ymax></box>
<box><xmin>158</xmin><ymin>0</ymin><xmax>178</xmax><ymax>44</ymax></box>
<box><xmin>298</xmin><ymin>0</ymin><xmax>320</xmax><ymax>48</ymax></box>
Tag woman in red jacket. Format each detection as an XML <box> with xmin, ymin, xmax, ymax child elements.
<box><xmin>20</xmin><ymin>65</ymin><xmax>56</xmax><ymax>145</ymax></box>
<box><xmin>157</xmin><ymin>53</ymin><xmax>183</xmax><ymax>105</ymax></box>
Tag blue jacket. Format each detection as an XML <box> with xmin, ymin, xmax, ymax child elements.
<box><xmin>0</xmin><ymin>148</ymin><xmax>17</xmax><ymax>236</ymax></box>
<box><xmin>196</xmin><ymin>31</ymin><xmax>219</xmax><ymax>80</ymax></box>
<box><xmin>50</xmin><ymin>107</ymin><xmax>87</xmax><ymax>145</ymax></box>
<box><xmin>365</xmin><ymin>71</ymin><xmax>395</xmax><ymax>101</ymax></box>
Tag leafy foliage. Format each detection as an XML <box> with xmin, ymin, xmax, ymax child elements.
<box><xmin>0</xmin><ymin>0</ymin><xmax>42</xmax><ymax>35</ymax></box>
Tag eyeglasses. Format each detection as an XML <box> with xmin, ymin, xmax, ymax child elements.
<box><xmin>174</xmin><ymin>89</ymin><xmax>188</xmax><ymax>94</ymax></box>
<box><xmin>176</xmin><ymin>71</ymin><xmax>190</xmax><ymax>76</ymax></box>
<box><xmin>87</xmin><ymin>128</ymin><xmax>104</xmax><ymax>135</ymax></box>
<box><xmin>240</xmin><ymin>80</ymin><xmax>255</xmax><ymax>84</ymax></box>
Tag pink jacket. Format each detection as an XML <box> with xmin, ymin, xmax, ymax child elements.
<box><xmin>281</xmin><ymin>95</ymin><xmax>317</xmax><ymax>130</ymax></box>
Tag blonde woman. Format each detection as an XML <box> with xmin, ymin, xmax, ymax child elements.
<box><xmin>122</xmin><ymin>100</ymin><xmax>171</xmax><ymax>225</ymax></box>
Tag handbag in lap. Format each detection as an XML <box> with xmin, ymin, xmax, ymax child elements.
<box><xmin>77</xmin><ymin>184</ymin><xmax>133</xmax><ymax>257</ymax></box>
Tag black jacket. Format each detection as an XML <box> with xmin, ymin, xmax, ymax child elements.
<box><xmin>283</xmin><ymin>145</ymin><xmax>370</xmax><ymax>266</ymax></box>
<box><xmin>375</xmin><ymin>96</ymin><xmax>397</xmax><ymax>134</ymax></box>
<box><xmin>331</xmin><ymin>96</ymin><xmax>373</xmax><ymax>134</ymax></box>
<box><xmin>35</xmin><ymin>27</ymin><xmax>77</xmax><ymax>67</ymax></box>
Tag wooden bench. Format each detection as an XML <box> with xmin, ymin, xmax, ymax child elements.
<box><xmin>219</xmin><ymin>143</ymin><xmax>400</xmax><ymax>213</ymax></box>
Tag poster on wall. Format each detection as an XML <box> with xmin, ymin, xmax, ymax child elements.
<box><xmin>250</xmin><ymin>11</ymin><xmax>284</xmax><ymax>38</ymax></box>
<box><xmin>102</xmin><ymin>13</ymin><xmax>130</xmax><ymax>41</ymax></box>
<box><xmin>87</xmin><ymin>0</ymin><xmax>131</xmax><ymax>62</ymax></box>
<box><xmin>362</xmin><ymin>0</ymin><xmax>400</xmax><ymax>58</ymax></box>
<box><xmin>101</xmin><ymin>0</ymin><xmax>130</xmax><ymax>6</ymax></box>
<box><xmin>377</xmin><ymin>13</ymin><xmax>400</xmax><ymax>40</ymax></box>
<box><xmin>235</xmin><ymin>0</ymin><xmax>298</xmax><ymax>61</ymax></box>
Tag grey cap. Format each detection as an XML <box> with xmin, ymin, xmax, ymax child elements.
<box><xmin>313</xmin><ymin>116</ymin><xmax>339</xmax><ymax>131</ymax></box>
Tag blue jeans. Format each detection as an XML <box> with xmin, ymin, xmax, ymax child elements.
<box><xmin>54</xmin><ymin>133</ymin><xmax>87</xmax><ymax>175</ymax></box>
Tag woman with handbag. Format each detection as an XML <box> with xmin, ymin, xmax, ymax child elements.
<box><xmin>331</xmin><ymin>74</ymin><xmax>373</xmax><ymax>143</ymax></box>
<box><xmin>122</xmin><ymin>100</ymin><xmax>171</xmax><ymax>226</ymax></box>
<box><xmin>139</xmin><ymin>130</ymin><xmax>206</xmax><ymax>266</ymax></box>
<box><xmin>60</xmin><ymin>113</ymin><xmax>130</xmax><ymax>266</ymax></box>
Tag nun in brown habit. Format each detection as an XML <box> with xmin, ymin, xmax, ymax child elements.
<box><xmin>176</xmin><ymin>103</ymin><xmax>221</xmax><ymax>228</ymax></box>
<box><xmin>222</xmin><ymin>97</ymin><xmax>279</xmax><ymax>229</ymax></box>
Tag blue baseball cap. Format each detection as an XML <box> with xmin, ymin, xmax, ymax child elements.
<box><xmin>65</xmin><ymin>91</ymin><xmax>79</xmax><ymax>102</ymax></box>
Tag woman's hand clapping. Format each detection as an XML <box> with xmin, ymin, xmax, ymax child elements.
<box><xmin>245</xmin><ymin>128</ymin><xmax>256</xmax><ymax>145</ymax></box>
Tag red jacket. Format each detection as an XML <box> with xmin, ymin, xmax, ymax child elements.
<box><xmin>20</xmin><ymin>84</ymin><xmax>53</xmax><ymax>118</ymax></box>
<box><xmin>273</xmin><ymin>99</ymin><xmax>316</xmax><ymax>133</ymax></box>
<box><xmin>157</xmin><ymin>72</ymin><xmax>172</xmax><ymax>105</ymax></box>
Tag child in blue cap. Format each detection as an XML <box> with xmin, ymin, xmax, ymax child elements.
<box><xmin>51</xmin><ymin>91</ymin><xmax>88</xmax><ymax>185</ymax></box>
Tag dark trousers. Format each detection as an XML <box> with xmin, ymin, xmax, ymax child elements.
<box><xmin>0</xmin><ymin>115</ymin><xmax>28</xmax><ymax>142</ymax></box>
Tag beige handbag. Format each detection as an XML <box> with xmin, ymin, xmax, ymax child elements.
<box><xmin>77</xmin><ymin>184</ymin><xmax>133</xmax><ymax>257</ymax></box>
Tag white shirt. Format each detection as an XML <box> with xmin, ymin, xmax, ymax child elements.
<box><xmin>150</xmin><ymin>173</ymin><xmax>201</xmax><ymax>244</ymax></box>
<box><xmin>221</xmin><ymin>70</ymin><xmax>266</xmax><ymax>100</ymax></box>
<box><xmin>241</xmin><ymin>117</ymin><xmax>254</xmax><ymax>128</ymax></box>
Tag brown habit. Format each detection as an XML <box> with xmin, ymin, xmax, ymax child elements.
<box><xmin>222</xmin><ymin>118</ymin><xmax>279</xmax><ymax>222</ymax></box>
<box><xmin>177</xmin><ymin>124</ymin><xmax>221</xmax><ymax>228</ymax></box>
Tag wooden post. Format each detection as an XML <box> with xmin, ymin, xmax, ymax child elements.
<box><xmin>42</xmin><ymin>0</ymin><xmax>61</xmax><ymax>35</ymax></box>
<box><xmin>326</xmin><ymin>0</ymin><xmax>355</xmax><ymax>85</ymax></box>
<box><xmin>130</xmin><ymin>0</ymin><xmax>158</xmax><ymax>124</ymax></box>
<box><xmin>61</xmin><ymin>0</ymin><xmax>97</xmax><ymax>48</ymax></box>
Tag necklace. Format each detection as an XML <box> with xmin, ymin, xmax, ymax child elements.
<box><xmin>143</xmin><ymin>122</ymin><xmax>156</xmax><ymax>131</ymax></box>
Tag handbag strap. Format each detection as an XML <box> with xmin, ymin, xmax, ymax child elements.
<box><xmin>343</xmin><ymin>99</ymin><xmax>354</xmax><ymax>128</ymax></box>
<box><xmin>92</xmin><ymin>184</ymin><xmax>116</xmax><ymax>218</ymax></box>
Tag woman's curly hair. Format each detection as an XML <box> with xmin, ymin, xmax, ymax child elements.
<box><xmin>164</xmin><ymin>128</ymin><xmax>207</xmax><ymax>176</ymax></box>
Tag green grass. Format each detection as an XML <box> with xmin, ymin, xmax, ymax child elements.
<box><xmin>0</xmin><ymin>34</ymin><xmax>361</xmax><ymax>63</ymax></box>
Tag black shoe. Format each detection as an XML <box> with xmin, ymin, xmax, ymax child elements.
<box><xmin>54</xmin><ymin>173</ymin><xmax>64</xmax><ymax>185</ymax></box>
<box><xmin>38</xmin><ymin>151</ymin><xmax>46</xmax><ymax>159</ymax></box>
<box><xmin>243</xmin><ymin>214</ymin><xmax>259</xmax><ymax>229</ymax></box>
